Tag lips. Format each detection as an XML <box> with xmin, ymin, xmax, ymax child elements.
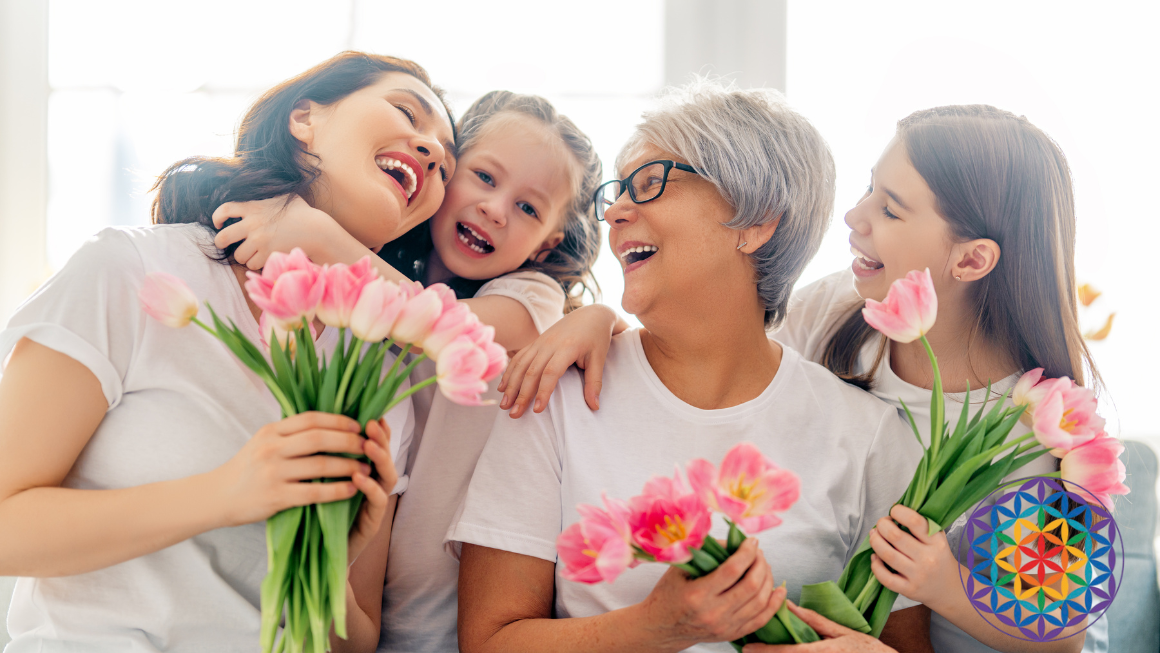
<box><xmin>375</xmin><ymin>151</ymin><xmax>425</xmax><ymax>206</ymax></box>
<box><xmin>617</xmin><ymin>240</ymin><xmax>659</xmax><ymax>270</ymax></box>
<box><xmin>456</xmin><ymin>221</ymin><xmax>495</xmax><ymax>255</ymax></box>
<box><xmin>849</xmin><ymin>241</ymin><xmax>883</xmax><ymax>269</ymax></box>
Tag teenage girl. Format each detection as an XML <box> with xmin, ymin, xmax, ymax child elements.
<box><xmin>500</xmin><ymin>105</ymin><xmax>1103</xmax><ymax>653</ymax></box>
<box><xmin>0</xmin><ymin>52</ymin><xmax>452</xmax><ymax>652</ymax></box>
<box><xmin>209</xmin><ymin>90</ymin><xmax>603</xmax><ymax>652</ymax></box>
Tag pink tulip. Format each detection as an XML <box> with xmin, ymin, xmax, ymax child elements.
<box><xmin>422</xmin><ymin>302</ymin><xmax>480</xmax><ymax>359</ymax></box>
<box><xmin>1060</xmin><ymin>433</ymin><xmax>1129</xmax><ymax>510</ymax></box>
<box><xmin>626</xmin><ymin>473</ymin><xmax>712</xmax><ymax>564</ymax></box>
<box><xmin>558</xmin><ymin>500</ymin><xmax>637</xmax><ymax>584</ymax></box>
<box><xmin>1032</xmin><ymin>381</ymin><xmax>1105</xmax><ymax>457</ymax></box>
<box><xmin>391</xmin><ymin>287</ymin><xmax>445</xmax><ymax>345</ymax></box>
<box><xmin>687</xmin><ymin>443</ymin><xmax>800</xmax><ymax>533</ymax></box>
<box><xmin>428</xmin><ymin>283</ymin><xmax>458</xmax><ymax>312</ymax></box>
<box><xmin>316</xmin><ymin>257</ymin><xmax>377</xmax><ymax>329</ymax></box>
<box><xmin>258</xmin><ymin>311</ymin><xmax>317</xmax><ymax>353</ymax></box>
<box><xmin>481</xmin><ymin>340</ymin><xmax>508</xmax><ymax>382</ymax></box>
<box><xmin>139</xmin><ymin>272</ymin><xmax>200</xmax><ymax>328</ymax></box>
<box><xmin>862</xmin><ymin>268</ymin><xmax>938</xmax><ymax>343</ymax></box>
<box><xmin>349</xmin><ymin>278</ymin><xmax>406</xmax><ymax>342</ymax></box>
<box><xmin>244</xmin><ymin>248</ymin><xmax>325</xmax><ymax>330</ymax></box>
<box><xmin>435</xmin><ymin>336</ymin><xmax>490</xmax><ymax>405</ymax></box>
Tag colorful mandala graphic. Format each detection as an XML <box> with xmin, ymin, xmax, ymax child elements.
<box><xmin>957</xmin><ymin>476</ymin><xmax>1122</xmax><ymax>642</ymax></box>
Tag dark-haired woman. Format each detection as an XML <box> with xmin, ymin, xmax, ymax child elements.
<box><xmin>502</xmin><ymin>105</ymin><xmax>1106</xmax><ymax>653</ymax></box>
<box><xmin>0</xmin><ymin>52</ymin><xmax>454</xmax><ymax>652</ymax></box>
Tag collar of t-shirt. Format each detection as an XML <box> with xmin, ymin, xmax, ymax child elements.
<box><xmin>865</xmin><ymin>339</ymin><xmax>1019</xmax><ymax>413</ymax></box>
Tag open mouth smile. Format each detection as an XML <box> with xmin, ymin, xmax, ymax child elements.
<box><xmin>375</xmin><ymin>151</ymin><xmax>424</xmax><ymax>206</ymax></box>
<box><xmin>850</xmin><ymin>244</ymin><xmax>884</xmax><ymax>275</ymax></box>
<box><xmin>456</xmin><ymin>222</ymin><xmax>495</xmax><ymax>255</ymax></box>
<box><xmin>618</xmin><ymin>242</ymin><xmax>659</xmax><ymax>272</ymax></box>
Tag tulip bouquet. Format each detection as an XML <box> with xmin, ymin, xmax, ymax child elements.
<box><xmin>751</xmin><ymin>269</ymin><xmax>1129</xmax><ymax>646</ymax></box>
<box><xmin>139</xmin><ymin>248</ymin><xmax>505</xmax><ymax>653</ymax></box>
<box><xmin>556</xmin><ymin>443</ymin><xmax>802</xmax><ymax>650</ymax></box>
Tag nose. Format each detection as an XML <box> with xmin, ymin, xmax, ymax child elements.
<box><xmin>411</xmin><ymin>133</ymin><xmax>444</xmax><ymax>173</ymax></box>
<box><xmin>844</xmin><ymin>200</ymin><xmax>871</xmax><ymax>234</ymax></box>
<box><xmin>477</xmin><ymin>197</ymin><xmax>508</xmax><ymax>229</ymax></box>
<box><xmin>603</xmin><ymin>193</ymin><xmax>635</xmax><ymax>228</ymax></box>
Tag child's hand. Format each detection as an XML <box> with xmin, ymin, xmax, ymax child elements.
<box><xmin>212</xmin><ymin>194</ymin><xmax>347</xmax><ymax>270</ymax></box>
<box><xmin>498</xmin><ymin>304</ymin><xmax>622</xmax><ymax>418</ymax></box>
<box><xmin>868</xmin><ymin>505</ymin><xmax>959</xmax><ymax>613</ymax></box>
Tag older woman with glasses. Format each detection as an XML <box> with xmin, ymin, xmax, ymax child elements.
<box><xmin>448</xmin><ymin>80</ymin><xmax>924</xmax><ymax>653</ymax></box>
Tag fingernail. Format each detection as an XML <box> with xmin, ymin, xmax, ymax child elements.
<box><xmin>500</xmin><ymin>397</ymin><xmax>510</xmax><ymax>408</ymax></box>
<box><xmin>360</xmin><ymin>463</ymin><xmax>371</xmax><ymax>474</ymax></box>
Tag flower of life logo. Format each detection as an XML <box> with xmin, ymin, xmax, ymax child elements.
<box><xmin>957</xmin><ymin>476</ymin><xmax>1122</xmax><ymax>642</ymax></box>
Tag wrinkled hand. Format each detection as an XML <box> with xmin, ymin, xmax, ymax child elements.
<box><xmin>498</xmin><ymin>304</ymin><xmax>619</xmax><ymax>418</ymax></box>
<box><xmin>212</xmin><ymin>412</ymin><xmax>370</xmax><ymax>528</ymax></box>
<box><xmin>346</xmin><ymin>417</ymin><xmax>398</xmax><ymax>563</ymax></box>
<box><xmin>742</xmin><ymin>601</ymin><xmax>899</xmax><ymax>652</ymax></box>
<box><xmin>640</xmin><ymin>538</ymin><xmax>786</xmax><ymax>649</ymax></box>
<box><xmin>868</xmin><ymin>505</ymin><xmax>959</xmax><ymax>612</ymax></box>
<box><xmin>212</xmin><ymin>194</ymin><xmax>343</xmax><ymax>270</ymax></box>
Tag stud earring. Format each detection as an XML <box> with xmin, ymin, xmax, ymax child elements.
<box><xmin>736</xmin><ymin>241</ymin><xmax>748</xmax><ymax>250</ymax></box>
<box><xmin>955</xmin><ymin>275</ymin><xmax>962</xmax><ymax>281</ymax></box>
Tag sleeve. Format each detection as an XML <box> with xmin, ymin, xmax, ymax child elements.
<box><xmin>0</xmin><ymin>228</ymin><xmax>144</xmax><ymax>410</ymax></box>
<box><xmin>445</xmin><ymin>391</ymin><xmax>566</xmax><ymax>563</ymax></box>
<box><xmin>476</xmin><ymin>270</ymin><xmax>567</xmax><ymax>334</ymax></box>
<box><xmin>773</xmin><ymin>269</ymin><xmax>862</xmax><ymax>363</ymax></box>
<box><xmin>856</xmin><ymin>407</ymin><xmax>925</xmax><ymax>612</ymax></box>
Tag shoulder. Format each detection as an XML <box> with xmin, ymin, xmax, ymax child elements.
<box><xmin>475</xmin><ymin>270</ymin><xmax>566</xmax><ymax>333</ymax></box>
<box><xmin>773</xmin><ymin>268</ymin><xmax>863</xmax><ymax>362</ymax></box>
<box><xmin>73</xmin><ymin>223</ymin><xmax>213</xmax><ymax>269</ymax></box>
<box><xmin>777</xmin><ymin>348</ymin><xmax>897</xmax><ymax>424</ymax></box>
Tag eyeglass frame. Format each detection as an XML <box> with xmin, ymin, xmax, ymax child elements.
<box><xmin>592</xmin><ymin>159</ymin><xmax>700</xmax><ymax>221</ymax></box>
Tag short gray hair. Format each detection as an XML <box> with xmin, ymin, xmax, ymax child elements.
<box><xmin>618</xmin><ymin>78</ymin><xmax>835</xmax><ymax>327</ymax></box>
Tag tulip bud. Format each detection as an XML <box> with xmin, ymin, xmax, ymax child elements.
<box><xmin>139</xmin><ymin>272</ymin><xmax>200</xmax><ymax>328</ymax></box>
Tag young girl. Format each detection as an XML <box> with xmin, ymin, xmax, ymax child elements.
<box><xmin>499</xmin><ymin>105</ymin><xmax>1105</xmax><ymax>653</ymax></box>
<box><xmin>0</xmin><ymin>52</ymin><xmax>451</xmax><ymax>652</ymax></box>
<box><xmin>210</xmin><ymin>90</ymin><xmax>604</xmax><ymax>652</ymax></box>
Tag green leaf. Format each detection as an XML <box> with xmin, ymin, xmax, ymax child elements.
<box><xmin>260</xmin><ymin>507</ymin><xmax>303</xmax><ymax>653</ymax></box>
<box><xmin>700</xmin><ymin>537</ymin><xmax>730</xmax><ymax>563</ymax></box>
<box><xmin>690</xmin><ymin>548</ymin><xmax>720</xmax><ymax>574</ymax></box>
<box><xmin>316</xmin><ymin>495</ymin><xmax>354</xmax><ymax>639</ymax></box>
<box><xmin>775</xmin><ymin>601</ymin><xmax>821</xmax><ymax>643</ymax></box>
<box><xmin>800</xmin><ymin>581</ymin><xmax>871</xmax><ymax>633</ymax></box>
<box><xmin>867</xmin><ymin>588</ymin><xmax>899</xmax><ymax>638</ymax></box>
<box><xmin>839</xmin><ymin>550</ymin><xmax>874</xmax><ymax>601</ymax></box>
<box><xmin>726</xmin><ymin>521</ymin><xmax>746</xmax><ymax>554</ymax></box>
<box><xmin>898</xmin><ymin>399</ymin><xmax>925</xmax><ymax>449</ymax></box>
<box><xmin>342</xmin><ymin>341</ymin><xmax>385</xmax><ymax>413</ymax></box>
<box><xmin>749</xmin><ymin>608</ymin><xmax>794</xmax><ymax>644</ymax></box>
<box><xmin>672</xmin><ymin>562</ymin><xmax>700</xmax><ymax>577</ymax></box>
<box><xmin>317</xmin><ymin>350</ymin><xmax>342</xmax><ymax>415</ymax></box>
<box><xmin>269</xmin><ymin>335</ymin><xmax>306</xmax><ymax>414</ymax></box>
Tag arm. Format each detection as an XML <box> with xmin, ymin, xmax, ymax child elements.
<box><xmin>869</xmin><ymin>506</ymin><xmax>1085</xmax><ymax>653</ymax></box>
<box><xmin>0</xmin><ymin>338</ymin><xmax>388</xmax><ymax>577</ymax></box>
<box><xmin>212</xmin><ymin>197</ymin><xmax>540</xmax><ymax>351</ymax></box>
<box><xmin>458</xmin><ymin>538</ymin><xmax>786</xmax><ymax>653</ymax></box>
<box><xmin>498</xmin><ymin>303</ymin><xmax>630</xmax><ymax>418</ymax></box>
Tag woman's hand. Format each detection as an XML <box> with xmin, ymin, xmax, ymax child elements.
<box><xmin>868</xmin><ymin>505</ymin><xmax>959</xmax><ymax>613</ymax></box>
<box><xmin>210</xmin><ymin>411</ymin><xmax>371</xmax><ymax>528</ymax></box>
<box><xmin>346</xmin><ymin>416</ymin><xmax>398</xmax><ymax>563</ymax></box>
<box><xmin>639</xmin><ymin>538</ymin><xmax>786</xmax><ymax>649</ymax></box>
<box><xmin>742</xmin><ymin>601</ymin><xmax>899</xmax><ymax>652</ymax></box>
<box><xmin>498</xmin><ymin>304</ymin><xmax>625</xmax><ymax>418</ymax></box>
<box><xmin>212</xmin><ymin>194</ymin><xmax>348</xmax><ymax>270</ymax></box>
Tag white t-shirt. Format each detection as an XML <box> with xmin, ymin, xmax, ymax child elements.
<box><xmin>0</xmin><ymin>224</ymin><xmax>414</xmax><ymax>653</ymax></box>
<box><xmin>448</xmin><ymin>329</ymin><xmax>923</xmax><ymax>653</ymax></box>
<box><xmin>379</xmin><ymin>270</ymin><xmax>566</xmax><ymax>653</ymax></box>
<box><xmin>774</xmin><ymin>268</ymin><xmax>1107</xmax><ymax>653</ymax></box>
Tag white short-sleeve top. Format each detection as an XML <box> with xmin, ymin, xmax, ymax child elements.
<box><xmin>379</xmin><ymin>270</ymin><xmax>565</xmax><ymax>653</ymax></box>
<box><xmin>448</xmin><ymin>329</ymin><xmax>923</xmax><ymax>653</ymax></box>
<box><xmin>773</xmin><ymin>269</ymin><xmax>1106</xmax><ymax>653</ymax></box>
<box><xmin>0</xmin><ymin>224</ymin><xmax>413</xmax><ymax>653</ymax></box>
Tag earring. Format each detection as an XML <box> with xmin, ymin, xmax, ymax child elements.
<box><xmin>955</xmin><ymin>275</ymin><xmax>962</xmax><ymax>281</ymax></box>
<box><xmin>736</xmin><ymin>241</ymin><xmax>748</xmax><ymax>250</ymax></box>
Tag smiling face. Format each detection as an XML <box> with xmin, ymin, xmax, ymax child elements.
<box><xmin>290</xmin><ymin>72</ymin><xmax>457</xmax><ymax>250</ymax></box>
<box><xmin>604</xmin><ymin>144</ymin><xmax>747</xmax><ymax>320</ymax></box>
<box><xmin>429</xmin><ymin>114</ymin><xmax>572</xmax><ymax>281</ymax></box>
<box><xmin>844</xmin><ymin>138</ymin><xmax>961</xmax><ymax>303</ymax></box>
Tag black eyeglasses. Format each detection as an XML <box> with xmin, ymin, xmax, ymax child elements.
<box><xmin>592</xmin><ymin>160</ymin><xmax>700</xmax><ymax>221</ymax></box>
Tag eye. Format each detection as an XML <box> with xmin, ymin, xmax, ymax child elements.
<box><xmin>475</xmin><ymin>170</ymin><xmax>494</xmax><ymax>186</ymax></box>
<box><xmin>517</xmin><ymin>201</ymin><xmax>538</xmax><ymax>218</ymax></box>
<box><xmin>440</xmin><ymin>165</ymin><xmax>449</xmax><ymax>183</ymax></box>
<box><xmin>882</xmin><ymin>205</ymin><xmax>901</xmax><ymax>220</ymax></box>
<box><xmin>395</xmin><ymin>104</ymin><xmax>416</xmax><ymax>124</ymax></box>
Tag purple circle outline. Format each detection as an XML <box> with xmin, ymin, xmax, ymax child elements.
<box><xmin>953</xmin><ymin>475</ymin><xmax>1123</xmax><ymax>643</ymax></box>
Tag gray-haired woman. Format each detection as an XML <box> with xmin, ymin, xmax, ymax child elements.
<box><xmin>446</xmin><ymin>80</ymin><xmax>925</xmax><ymax>653</ymax></box>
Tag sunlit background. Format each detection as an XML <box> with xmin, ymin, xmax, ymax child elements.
<box><xmin>0</xmin><ymin>0</ymin><xmax>1158</xmax><ymax>644</ymax></box>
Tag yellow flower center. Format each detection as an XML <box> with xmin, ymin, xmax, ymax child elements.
<box><xmin>582</xmin><ymin>548</ymin><xmax>599</xmax><ymax>558</ymax></box>
<box><xmin>728</xmin><ymin>473</ymin><xmax>763</xmax><ymax>513</ymax></box>
<box><xmin>1060</xmin><ymin>408</ymin><xmax>1079</xmax><ymax>432</ymax></box>
<box><xmin>655</xmin><ymin>515</ymin><xmax>689</xmax><ymax>544</ymax></box>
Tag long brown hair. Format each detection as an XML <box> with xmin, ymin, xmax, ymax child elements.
<box><xmin>150</xmin><ymin>51</ymin><xmax>453</xmax><ymax>261</ymax></box>
<box><xmin>822</xmin><ymin>105</ymin><xmax>1100</xmax><ymax>391</ymax></box>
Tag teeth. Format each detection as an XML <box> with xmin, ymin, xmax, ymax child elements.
<box><xmin>619</xmin><ymin>245</ymin><xmax>659</xmax><ymax>261</ymax></box>
<box><xmin>457</xmin><ymin>229</ymin><xmax>491</xmax><ymax>254</ymax></box>
<box><xmin>375</xmin><ymin>156</ymin><xmax>418</xmax><ymax>199</ymax></box>
<box><xmin>850</xmin><ymin>245</ymin><xmax>878</xmax><ymax>263</ymax></box>
<box><xmin>464</xmin><ymin>224</ymin><xmax>490</xmax><ymax>245</ymax></box>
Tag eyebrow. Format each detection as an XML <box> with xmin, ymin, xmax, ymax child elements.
<box><xmin>398</xmin><ymin>88</ymin><xmax>433</xmax><ymax>116</ymax></box>
<box><xmin>869</xmin><ymin>167</ymin><xmax>911</xmax><ymax>212</ymax></box>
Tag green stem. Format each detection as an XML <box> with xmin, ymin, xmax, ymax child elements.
<box><xmin>919</xmin><ymin>335</ymin><xmax>944</xmax><ymax>463</ymax></box>
<box><xmin>192</xmin><ymin>317</ymin><xmax>297</xmax><ymax>416</ymax></box>
<box><xmin>384</xmin><ymin>374</ymin><xmax>438</xmax><ymax>413</ymax></box>
<box><xmin>332</xmin><ymin>335</ymin><xmax>363</xmax><ymax>413</ymax></box>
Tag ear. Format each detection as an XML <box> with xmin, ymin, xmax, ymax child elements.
<box><xmin>288</xmin><ymin>99</ymin><xmax>317</xmax><ymax>149</ymax></box>
<box><xmin>531</xmin><ymin>231</ymin><xmax>566</xmax><ymax>264</ymax></box>
<box><xmin>737</xmin><ymin>214</ymin><xmax>782</xmax><ymax>254</ymax></box>
<box><xmin>950</xmin><ymin>238</ymin><xmax>1001</xmax><ymax>282</ymax></box>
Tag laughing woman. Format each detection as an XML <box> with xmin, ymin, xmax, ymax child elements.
<box><xmin>449</xmin><ymin>80</ymin><xmax>925</xmax><ymax>653</ymax></box>
<box><xmin>0</xmin><ymin>52</ymin><xmax>455</xmax><ymax>652</ymax></box>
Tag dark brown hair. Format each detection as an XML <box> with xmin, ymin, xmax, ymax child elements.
<box><xmin>380</xmin><ymin>90</ymin><xmax>603</xmax><ymax>311</ymax></box>
<box><xmin>822</xmin><ymin>105</ymin><xmax>1100</xmax><ymax>391</ymax></box>
<box><xmin>150</xmin><ymin>51</ymin><xmax>453</xmax><ymax>261</ymax></box>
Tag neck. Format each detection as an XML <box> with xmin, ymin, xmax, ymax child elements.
<box><xmin>888</xmin><ymin>299</ymin><xmax>1018</xmax><ymax>393</ymax></box>
<box><xmin>423</xmin><ymin>250</ymin><xmax>454</xmax><ymax>286</ymax></box>
<box><xmin>638</xmin><ymin>298</ymin><xmax>780</xmax><ymax>410</ymax></box>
